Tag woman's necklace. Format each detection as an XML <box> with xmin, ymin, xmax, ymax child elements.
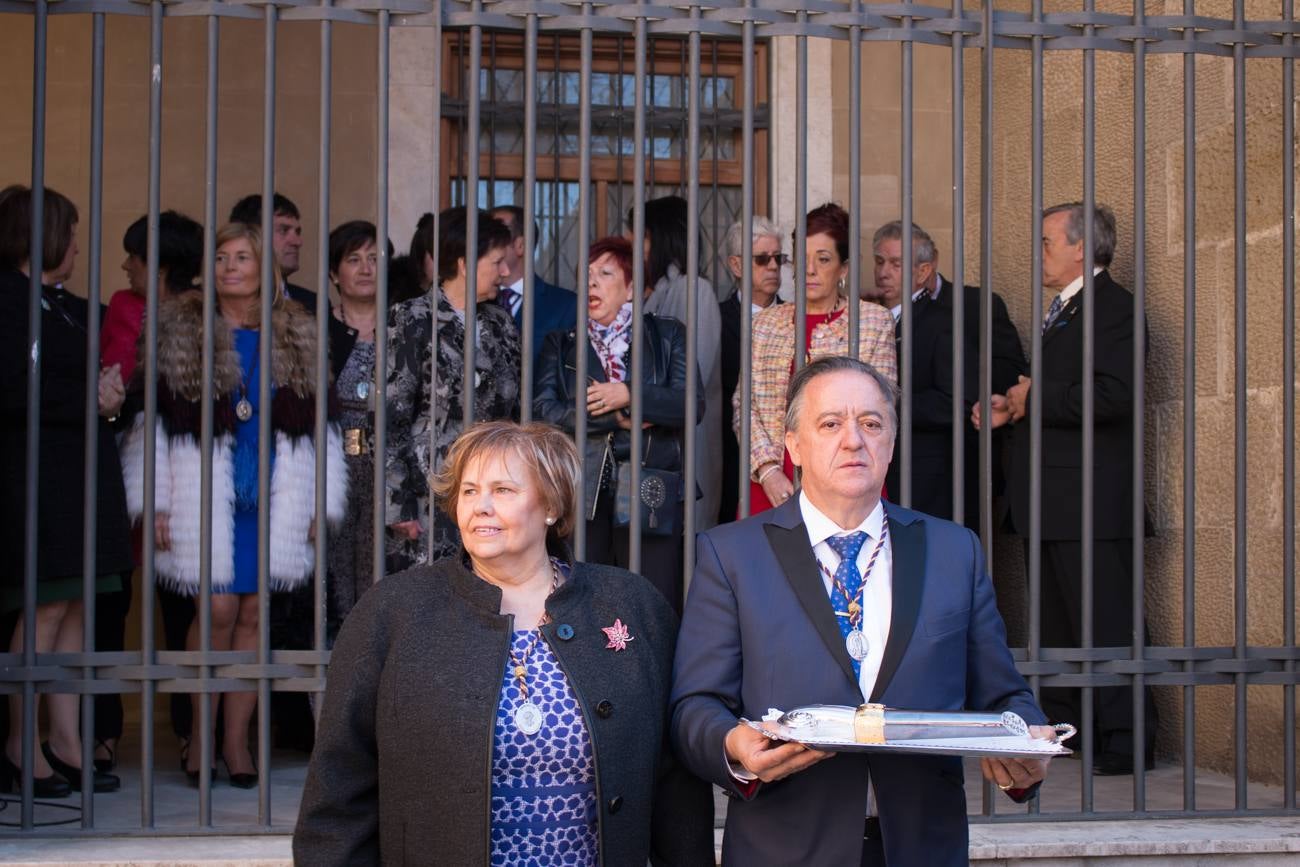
<box><xmin>508</xmin><ymin>558</ymin><xmax>562</xmax><ymax>736</ymax></box>
<box><xmin>338</xmin><ymin>300</ymin><xmax>376</xmax><ymax>339</ymax></box>
<box><xmin>235</xmin><ymin>335</ymin><xmax>259</xmax><ymax>423</ymax></box>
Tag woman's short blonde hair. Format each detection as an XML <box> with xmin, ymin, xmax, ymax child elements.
<box><xmin>214</xmin><ymin>221</ymin><xmax>284</xmax><ymax>326</ymax></box>
<box><xmin>431</xmin><ymin>421</ymin><xmax>582</xmax><ymax>543</ymax></box>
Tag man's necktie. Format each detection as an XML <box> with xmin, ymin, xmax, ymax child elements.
<box><xmin>826</xmin><ymin>531</ymin><xmax>869</xmax><ymax>679</ymax></box>
<box><xmin>498</xmin><ymin>286</ymin><xmax>519</xmax><ymax>315</ymax></box>
<box><xmin>1042</xmin><ymin>293</ymin><xmax>1065</xmax><ymax>334</ymax></box>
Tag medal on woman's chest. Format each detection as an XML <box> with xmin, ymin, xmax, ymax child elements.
<box><xmin>514</xmin><ymin>699</ymin><xmax>544</xmax><ymax>735</ymax></box>
<box><xmin>509</xmin><ymin>630</ymin><xmax>546</xmax><ymax>736</ymax></box>
<box><xmin>356</xmin><ymin>379</ymin><xmax>370</xmax><ymax>401</ymax></box>
<box><xmin>235</xmin><ymin>396</ymin><xmax>253</xmax><ymax>422</ymax></box>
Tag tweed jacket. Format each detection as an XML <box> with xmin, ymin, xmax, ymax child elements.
<box><xmin>294</xmin><ymin>557</ymin><xmax>715</xmax><ymax>867</ymax></box>
<box><xmin>119</xmin><ymin>292</ymin><xmax>347</xmax><ymax>593</ymax></box>
<box><xmin>384</xmin><ymin>290</ymin><xmax>521</xmax><ymax>568</ymax></box>
<box><xmin>737</xmin><ymin>299</ymin><xmax>897</xmax><ymax>479</ymax></box>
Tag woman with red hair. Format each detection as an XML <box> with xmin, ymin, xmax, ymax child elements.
<box><xmin>738</xmin><ymin>203</ymin><xmax>897</xmax><ymax>514</ymax></box>
<box><xmin>533</xmin><ymin>236</ymin><xmax>702</xmax><ymax>614</ymax></box>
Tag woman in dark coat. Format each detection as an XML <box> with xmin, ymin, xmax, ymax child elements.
<box><xmin>533</xmin><ymin>236</ymin><xmax>702</xmax><ymax>614</ymax></box>
<box><xmin>295</xmin><ymin>421</ymin><xmax>714</xmax><ymax>866</ymax></box>
<box><xmin>0</xmin><ymin>185</ymin><xmax>132</xmax><ymax>796</ymax></box>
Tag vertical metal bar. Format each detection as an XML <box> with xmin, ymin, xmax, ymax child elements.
<box><xmin>374</xmin><ymin>11</ymin><xmax>391</xmax><ymax>585</ymax></box>
<box><xmin>1181</xmin><ymin>0</ymin><xmax>1198</xmax><ymax>811</ymax></box>
<box><xmin>1026</xmin><ymin>0</ymin><xmax>1044</xmax><ymax>816</ymax></box>
<box><xmin>1131</xmin><ymin>0</ymin><xmax>1149</xmax><ymax>812</ymax></box>
<box><xmin>629</xmin><ymin>0</ymin><xmax>647</xmax><ymax>573</ymax></box>
<box><xmin>1231</xmin><ymin>0</ymin><xmax>1249</xmax><ymax>811</ymax></box>
<box><xmin>256</xmin><ymin>2</ymin><xmax>277</xmax><ymax>823</ymax></box>
<box><xmin>552</xmin><ymin>34</ymin><xmax>561</xmax><ymax>286</ymax></box>
<box><xmin>463</xmin><ymin>8</ymin><xmax>482</xmax><ymax>428</ymax></box>
<box><xmin>710</xmin><ymin>40</ymin><xmax>720</xmax><ymax>291</ymax></box>
<box><xmin>79</xmin><ymin>11</ymin><xmax>107</xmax><ymax>824</ymax></box>
<box><xmin>456</xmin><ymin>31</ymin><xmax>465</xmax><ymax>207</ymax></box>
<box><xmin>899</xmin><ymin>8</ymin><xmax>914</xmax><ymax>507</ymax></box>
<box><xmin>142</xmin><ymin>0</ymin><xmax>164</xmax><ymax>827</ymax></box>
<box><xmin>793</xmin><ymin>12</ymin><xmax>807</xmax><ymax>368</ymax></box>
<box><xmin>737</xmin><ymin>0</ymin><xmax>754</xmax><ymax>520</ymax></box>
<box><xmin>616</xmin><ymin>35</ymin><xmax>626</xmax><ymax>235</ymax></box>
<box><xmin>313</xmin><ymin>0</ymin><xmax>333</xmax><ymax>692</ymax></box>
<box><xmin>20</xmin><ymin>0</ymin><xmax>48</xmax><ymax>828</ymax></box>
<box><xmin>1283</xmin><ymin>0</ymin><xmax>1297</xmax><ymax>810</ymax></box>
<box><xmin>425</xmin><ymin>5</ymin><xmax>442</xmax><ymax>566</ymax></box>
<box><xmin>848</xmin><ymin>1</ymin><xmax>861</xmax><ymax>352</ymax></box>
<box><xmin>979</xmin><ymin>0</ymin><xmax>995</xmax><ymax>568</ymax></box>
<box><xmin>678</xmin><ymin>37</ymin><xmax>687</xmax><ymax>195</ymax></box>
<box><xmin>488</xmin><ymin>32</ymin><xmax>497</xmax><ymax>209</ymax></box>
<box><xmin>949</xmin><ymin>0</ymin><xmax>965</xmax><ymax>527</ymax></box>
<box><xmin>193</xmin><ymin>4</ymin><xmax>217</xmax><ymax>827</ymax></box>
<box><xmin>683</xmin><ymin>5</ymin><xmax>701</xmax><ymax>596</ymax></box>
<box><xmin>521</xmin><ymin>12</ymin><xmax>538</xmax><ymax>424</ymax></box>
<box><xmin>1081</xmin><ymin>0</ymin><xmax>1097</xmax><ymax>808</ymax></box>
<box><xmin>575</xmin><ymin>6</ymin><xmax>593</xmax><ymax>555</ymax></box>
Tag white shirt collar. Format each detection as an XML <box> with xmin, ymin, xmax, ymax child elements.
<box><xmin>799</xmin><ymin>491</ymin><xmax>885</xmax><ymax>548</ymax></box>
<box><xmin>1053</xmin><ymin>266</ymin><xmax>1104</xmax><ymax>308</ymax></box>
<box><xmin>507</xmin><ymin>276</ymin><xmax>524</xmax><ymax>295</ymax></box>
<box><xmin>888</xmin><ymin>286</ymin><xmax>931</xmax><ymax>322</ymax></box>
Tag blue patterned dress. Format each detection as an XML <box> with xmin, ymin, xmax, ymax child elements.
<box><xmin>490</xmin><ymin>625</ymin><xmax>598</xmax><ymax>866</ymax></box>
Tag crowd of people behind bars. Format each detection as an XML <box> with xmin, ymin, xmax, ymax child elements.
<box><xmin>0</xmin><ymin>180</ymin><xmax>1154</xmax><ymax>820</ymax></box>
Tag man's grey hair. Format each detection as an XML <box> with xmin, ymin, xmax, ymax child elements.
<box><xmin>784</xmin><ymin>356</ymin><xmax>899</xmax><ymax>435</ymax></box>
<box><xmin>871</xmin><ymin>220</ymin><xmax>937</xmax><ymax>266</ymax></box>
<box><xmin>1043</xmin><ymin>201</ymin><xmax>1117</xmax><ymax>267</ymax></box>
<box><xmin>724</xmin><ymin>216</ymin><xmax>783</xmax><ymax>260</ymax></box>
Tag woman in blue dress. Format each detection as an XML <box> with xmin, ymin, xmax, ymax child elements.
<box><xmin>121</xmin><ymin>222</ymin><xmax>347</xmax><ymax>788</ymax></box>
<box><xmin>295</xmin><ymin>420</ymin><xmax>713</xmax><ymax>866</ymax></box>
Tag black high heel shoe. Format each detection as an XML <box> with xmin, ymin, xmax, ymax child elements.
<box><xmin>179</xmin><ymin>740</ymin><xmax>217</xmax><ymax>787</ymax></box>
<box><xmin>221</xmin><ymin>754</ymin><xmax>258</xmax><ymax>790</ymax></box>
<box><xmin>2</xmin><ymin>754</ymin><xmax>71</xmax><ymax>799</ymax></box>
<box><xmin>41</xmin><ymin>742</ymin><xmax>119</xmax><ymax>793</ymax></box>
<box><xmin>93</xmin><ymin>737</ymin><xmax>116</xmax><ymax>774</ymax></box>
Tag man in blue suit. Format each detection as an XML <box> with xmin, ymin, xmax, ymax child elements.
<box><xmin>491</xmin><ymin>206</ymin><xmax>577</xmax><ymax>368</ymax></box>
<box><xmin>671</xmin><ymin>355</ymin><xmax>1055</xmax><ymax>866</ymax></box>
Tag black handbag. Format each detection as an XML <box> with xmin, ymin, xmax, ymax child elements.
<box><xmin>613</xmin><ymin>433</ymin><xmax>684</xmax><ymax>537</ymax></box>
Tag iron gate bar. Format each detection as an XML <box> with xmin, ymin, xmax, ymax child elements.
<box><xmin>628</xmin><ymin>0</ymin><xmax>645</xmax><ymax>575</ymax></box>
<box><xmin>737</xmin><ymin>0</ymin><xmax>753</xmax><ymax>520</ymax></box>
<box><xmin>1132</xmin><ymin>0</ymin><xmax>1149</xmax><ymax>813</ymax></box>
<box><xmin>425</xmin><ymin>12</ymin><xmax>442</xmax><ymax>565</ymax></box>
<box><xmin>312</xmin><ymin>0</ymin><xmax>332</xmax><ymax>703</ymax></box>
<box><xmin>1285</xmin><ymin>0</ymin><xmax>1297</xmax><ymax>814</ymax></box>
<box><xmin>374</xmin><ymin>8</ymin><xmax>392</xmax><ymax>613</ymax></box>
<box><xmin>520</xmin><ymin>8</ymin><xmax>537</xmax><ymax>422</ymax></box>
<box><xmin>1025</xmin><ymin>0</ymin><xmax>1044</xmax><ymax>818</ymax></box>
<box><xmin>793</xmin><ymin>9</ymin><xmax>806</xmax><ymax>369</ymax></box>
<box><xmin>193</xmin><ymin>1</ymin><xmax>218</xmax><ymax>827</ymax></box>
<box><xmin>1232</xmin><ymin>0</ymin><xmax>1248</xmax><ymax>813</ymax></box>
<box><xmin>462</xmin><ymin>4</ymin><xmax>481</xmax><ymax>430</ymax></box>
<box><xmin>899</xmin><ymin>5</ymin><xmax>914</xmax><ymax>508</ymax></box>
<box><xmin>683</xmin><ymin>2</ymin><xmax>699</xmax><ymax>590</ymax></box>
<box><xmin>1181</xmin><ymin>0</ymin><xmax>1198</xmax><ymax>814</ymax></box>
<box><xmin>1081</xmin><ymin>0</ymin><xmax>1097</xmax><ymax>803</ymax></box>
<box><xmin>573</xmin><ymin>0</ymin><xmax>591</xmax><ymax>556</ymax></box>
<box><xmin>846</xmin><ymin>0</ymin><xmax>861</xmax><ymax>355</ymax></box>
<box><xmin>79</xmin><ymin>8</ymin><xmax>106</xmax><ymax>825</ymax></box>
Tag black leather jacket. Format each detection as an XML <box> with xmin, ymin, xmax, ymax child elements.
<box><xmin>533</xmin><ymin>313</ymin><xmax>704</xmax><ymax>517</ymax></box>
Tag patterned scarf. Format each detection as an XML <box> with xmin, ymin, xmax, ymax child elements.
<box><xmin>588</xmin><ymin>302</ymin><xmax>634</xmax><ymax>383</ymax></box>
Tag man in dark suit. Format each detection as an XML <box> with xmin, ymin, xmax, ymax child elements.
<box><xmin>491</xmin><ymin>205</ymin><xmax>576</xmax><ymax>368</ymax></box>
<box><xmin>875</xmin><ymin>221</ymin><xmax>1026</xmax><ymax>527</ymax></box>
<box><xmin>974</xmin><ymin>202</ymin><xmax>1156</xmax><ymax>776</ymax></box>
<box><xmin>718</xmin><ymin>216</ymin><xmax>785</xmax><ymax>523</ymax></box>
<box><xmin>672</xmin><ymin>355</ymin><xmax>1053</xmax><ymax>866</ymax></box>
<box><xmin>229</xmin><ymin>192</ymin><xmax>321</xmax><ymax>314</ymax></box>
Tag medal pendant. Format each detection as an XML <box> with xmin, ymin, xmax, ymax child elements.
<box><xmin>235</xmin><ymin>398</ymin><xmax>253</xmax><ymax>422</ymax></box>
<box><xmin>514</xmin><ymin>700</ymin><xmax>544</xmax><ymax>735</ymax></box>
<box><xmin>845</xmin><ymin>629</ymin><xmax>869</xmax><ymax>662</ymax></box>
<box><xmin>356</xmin><ymin>380</ymin><xmax>370</xmax><ymax>400</ymax></box>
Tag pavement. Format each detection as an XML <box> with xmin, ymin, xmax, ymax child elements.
<box><xmin>0</xmin><ymin>732</ymin><xmax>1298</xmax><ymax>863</ymax></box>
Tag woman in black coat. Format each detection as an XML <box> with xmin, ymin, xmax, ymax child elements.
<box><xmin>532</xmin><ymin>236</ymin><xmax>702</xmax><ymax>614</ymax></box>
<box><xmin>294</xmin><ymin>421</ymin><xmax>714</xmax><ymax>866</ymax></box>
<box><xmin>0</xmin><ymin>185</ymin><xmax>131</xmax><ymax>797</ymax></box>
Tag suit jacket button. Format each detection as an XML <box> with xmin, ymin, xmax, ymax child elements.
<box><xmin>607</xmin><ymin>795</ymin><xmax>623</xmax><ymax>814</ymax></box>
<box><xmin>596</xmin><ymin>700</ymin><xmax>613</xmax><ymax>718</ymax></box>
<box><xmin>556</xmin><ymin>624</ymin><xmax>574</xmax><ymax>640</ymax></box>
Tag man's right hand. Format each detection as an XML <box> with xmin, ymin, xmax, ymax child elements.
<box><xmin>724</xmin><ymin>722</ymin><xmax>834</xmax><ymax>783</ymax></box>
<box><xmin>971</xmin><ymin>394</ymin><xmax>1013</xmax><ymax>431</ymax></box>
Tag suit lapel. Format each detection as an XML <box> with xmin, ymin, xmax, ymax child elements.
<box><xmin>1043</xmin><ymin>292</ymin><xmax>1083</xmax><ymax>348</ymax></box>
<box><xmin>763</xmin><ymin>521</ymin><xmax>859</xmax><ymax>688</ymax></box>
<box><xmin>870</xmin><ymin>514</ymin><xmax>926</xmax><ymax>703</ymax></box>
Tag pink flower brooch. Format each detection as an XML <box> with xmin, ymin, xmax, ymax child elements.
<box><xmin>601</xmin><ymin>618</ymin><xmax>635</xmax><ymax>651</ymax></box>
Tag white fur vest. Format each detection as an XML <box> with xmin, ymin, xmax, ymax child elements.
<box><xmin>120</xmin><ymin>293</ymin><xmax>348</xmax><ymax>594</ymax></box>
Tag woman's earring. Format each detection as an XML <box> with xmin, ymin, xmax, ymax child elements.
<box><xmin>545</xmin><ymin>516</ymin><xmax>556</xmax><ymax>526</ymax></box>
<box><xmin>838</xmin><ymin>277</ymin><xmax>846</xmax><ymax>292</ymax></box>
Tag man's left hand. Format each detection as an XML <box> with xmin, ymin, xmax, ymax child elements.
<box><xmin>1005</xmin><ymin>375</ymin><xmax>1031</xmax><ymax>423</ymax></box>
<box><xmin>980</xmin><ymin>723</ymin><xmax>1055</xmax><ymax>794</ymax></box>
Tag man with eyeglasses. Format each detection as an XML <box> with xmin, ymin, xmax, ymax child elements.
<box><xmin>719</xmin><ymin>217</ymin><xmax>786</xmax><ymax>523</ymax></box>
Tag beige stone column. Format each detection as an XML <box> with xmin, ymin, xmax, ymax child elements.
<box><xmin>769</xmin><ymin>36</ymin><xmax>837</xmax><ymax>241</ymax></box>
<box><xmin>387</xmin><ymin>26</ymin><xmax>441</xmax><ymax>253</ymax></box>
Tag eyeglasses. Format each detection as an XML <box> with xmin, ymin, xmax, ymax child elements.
<box><xmin>752</xmin><ymin>253</ymin><xmax>789</xmax><ymax>267</ymax></box>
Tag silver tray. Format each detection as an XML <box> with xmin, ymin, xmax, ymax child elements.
<box><xmin>743</xmin><ymin>704</ymin><xmax>1074</xmax><ymax>759</ymax></box>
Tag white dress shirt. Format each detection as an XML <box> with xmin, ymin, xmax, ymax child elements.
<box><xmin>1049</xmin><ymin>266</ymin><xmax>1104</xmax><ymax>313</ymax></box>
<box><xmin>502</xmin><ymin>276</ymin><xmax>524</xmax><ymax>319</ymax></box>
<box><xmin>889</xmin><ymin>286</ymin><xmax>931</xmax><ymax>323</ymax></box>
<box><xmin>800</xmin><ymin>492</ymin><xmax>893</xmax><ymax>701</ymax></box>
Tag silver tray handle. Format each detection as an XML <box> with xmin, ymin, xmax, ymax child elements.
<box><xmin>1050</xmin><ymin>722</ymin><xmax>1077</xmax><ymax>745</ymax></box>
